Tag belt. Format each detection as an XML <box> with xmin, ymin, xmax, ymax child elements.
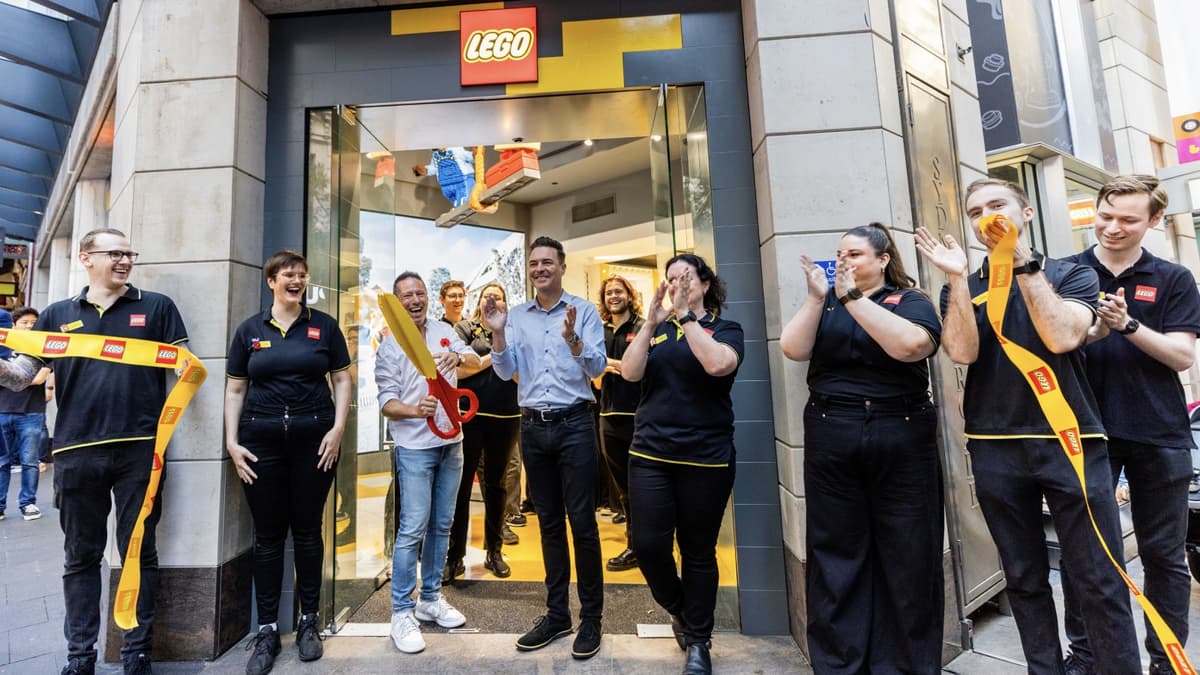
<box><xmin>521</xmin><ymin>401</ymin><xmax>590</xmax><ymax>424</ymax></box>
<box><xmin>810</xmin><ymin>392</ymin><xmax>931</xmax><ymax>409</ymax></box>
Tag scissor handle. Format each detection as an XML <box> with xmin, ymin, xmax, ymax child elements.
<box><xmin>425</xmin><ymin>376</ymin><xmax>480</xmax><ymax>440</ymax></box>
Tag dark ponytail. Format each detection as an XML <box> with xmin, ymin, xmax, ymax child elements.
<box><xmin>843</xmin><ymin>222</ymin><xmax>915</xmax><ymax>290</ymax></box>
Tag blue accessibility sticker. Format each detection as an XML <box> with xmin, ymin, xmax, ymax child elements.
<box><xmin>813</xmin><ymin>260</ymin><xmax>838</xmax><ymax>287</ymax></box>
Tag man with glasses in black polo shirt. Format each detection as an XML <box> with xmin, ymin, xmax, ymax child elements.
<box><xmin>0</xmin><ymin>228</ymin><xmax>188</xmax><ymax>675</ymax></box>
<box><xmin>1059</xmin><ymin>175</ymin><xmax>1199</xmax><ymax>675</ymax></box>
<box><xmin>485</xmin><ymin>236</ymin><xmax>607</xmax><ymax>660</ymax></box>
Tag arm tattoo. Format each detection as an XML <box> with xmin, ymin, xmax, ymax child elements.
<box><xmin>0</xmin><ymin>356</ymin><xmax>39</xmax><ymax>391</ymax></box>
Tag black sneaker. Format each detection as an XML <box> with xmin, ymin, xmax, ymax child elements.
<box><xmin>245</xmin><ymin>626</ymin><xmax>281</xmax><ymax>675</ymax></box>
<box><xmin>296</xmin><ymin>613</ymin><xmax>324</xmax><ymax>662</ymax></box>
<box><xmin>571</xmin><ymin>620</ymin><xmax>602</xmax><ymax>660</ymax></box>
<box><xmin>122</xmin><ymin>652</ymin><xmax>152</xmax><ymax>675</ymax></box>
<box><xmin>1063</xmin><ymin>653</ymin><xmax>1096</xmax><ymax>675</ymax></box>
<box><xmin>442</xmin><ymin>557</ymin><xmax>465</xmax><ymax>585</ymax></box>
<box><xmin>507</xmin><ymin>513</ymin><xmax>527</xmax><ymax>527</ymax></box>
<box><xmin>1149</xmin><ymin>662</ymin><xmax>1174</xmax><ymax>675</ymax></box>
<box><xmin>520</xmin><ymin>499</ymin><xmax>535</xmax><ymax>514</ymax></box>
<box><xmin>484</xmin><ymin>549</ymin><xmax>511</xmax><ymax>578</ymax></box>
<box><xmin>501</xmin><ymin>524</ymin><xmax>520</xmax><ymax>545</ymax></box>
<box><xmin>515</xmin><ymin>615</ymin><xmax>572</xmax><ymax>651</ymax></box>
<box><xmin>62</xmin><ymin>656</ymin><xmax>96</xmax><ymax>675</ymax></box>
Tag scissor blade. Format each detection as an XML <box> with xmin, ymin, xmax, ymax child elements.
<box><xmin>379</xmin><ymin>294</ymin><xmax>440</xmax><ymax>378</ymax></box>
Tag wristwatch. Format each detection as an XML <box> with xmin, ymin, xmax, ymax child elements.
<box><xmin>1013</xmin><ymin>258</ymin><xmax>1042</xmax><ymax>275</ymax></box>
<box><xmin>1117</xmin><ymin>318</ymin><xmax>1140</xmax><ymax>335</ymax></box>
<box><xmin>838</xmin><ymin>287</ymin><xmax>863</xmax><ymax>305</ymax></box>
<box><xmin>677</xmin><ymin>311</ymin><xmax>697</xmax><ymax>325</ymax></box>
<box><xmin>565</xmin><ymin>333</ymin><xmax>582</xmax><ymax>347</ymax></box>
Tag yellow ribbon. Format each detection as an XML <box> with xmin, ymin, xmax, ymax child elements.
<box><xmin>982</xmin><ymin>214</ymin><xmax>1194</xmax><ymax>675</ymax></box>
<box><xmin>0</xmin><ymin>328</ymin><xmax>207</xmax><ymax>630</ymax></box>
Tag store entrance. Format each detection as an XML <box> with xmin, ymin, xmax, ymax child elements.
<box><xmin>305</xmin><ymin>86</ymin><xmax>739</xmax><ymax>635</ymax></box>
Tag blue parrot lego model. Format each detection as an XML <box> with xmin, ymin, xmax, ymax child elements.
<box><xmin>413</xmin><ymin>147</ymin><xmax>475</xmax><ymax>208</ymax></box>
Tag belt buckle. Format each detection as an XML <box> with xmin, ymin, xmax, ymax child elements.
<box><xmin>539</xmin><ymin>408</ymin><xmax>553</xmax><ymax>423</ymax></box>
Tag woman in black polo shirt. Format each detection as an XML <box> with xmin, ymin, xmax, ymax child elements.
<box><xmin>620</xmin><ymin>253</ymin><xmax>743</xmax><ymax>675</ymax></box>
<box><xmin>445</xmin><ymin>282</ymin><xmax>520</xmax><ymax>581</ymax></box>
<box><xmin>224</xmin><ymin>250</ymin><xmax>352</xmax><ymax>675</ymax></box>
<box><xmin>780</xmin><ymin>222</ymin><xmax>943</xmax><ymax>673</ymax></box>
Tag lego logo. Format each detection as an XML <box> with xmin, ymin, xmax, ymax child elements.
<box><xmin>0</xmin><ymin>329</ymin><xmax>7</xmax><ymax>343</ymax></box>
<box><xmin>1027</xmin><ymin>367</ymin><xmax>1056</xmax><ymax>394</ymax></box>
<box><xmin>991</xmin><ymin>264</ymin><xmax>1011</xmax><ymax>288</ymax></box>
<box><xmin>155</xmin><ymin>346</ymin><xmax>179</xmax><ymax>365</ymax></box>
<box><xmin>1059</xmin><ymin>428</ymin><xmax>1083</xmax><ymax>456</ymax></box>
<box><xmin>101</xmin><ymin>340</ymin><xmax>126</xmax><ymax>359</ymax></box>
<box><xmin>1134</xmin><ymin>285</ymin><xmax>1157</xmax><ymax>302</ymax></box>
<box><xmin>160</xmin><ymin>406</ymin><xmax>181</xmax><ymax>425</ymax></box>
<box><xmin>43</xmin><ymin>337</ymin><xmax>69</xmax><ymax>355</ymax></box>
<box><xmin>463</xmin><ymin>28</ymin><xmax>534</xmax><ymax>63</ymax></box>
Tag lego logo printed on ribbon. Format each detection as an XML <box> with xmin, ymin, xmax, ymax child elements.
<box><xmin>101</xmin><ymin>339</ymin><xmax>127</xmax><ymax>359</ymax></box>
<box><xmin>155</xmin><ymin>346</ymin><xmax>179</xmax><ymax>365</ymax></box>
<box><xmin>1026</xmin><ymin>367</ymin><xmax>1056</xmax><ymax>395</ymax></box>
<box><xmin>1134</xmin><ymin>285</ymin><xmax>1158</xmax><ymax>302</ymax></box>
<box><xmin>460</xmin><ymin>7</ymin><xmax>537</xmax><ymax>86</ymax></box>
<box><xmin>1058</xmin><ymin>428</ymin><xmax>1083</xmax><ymax>456</ymax></box>
<box><xmin>43</xmin><ymin>336</ymin><xmax>70</xmax><ymax>355</ymax></box>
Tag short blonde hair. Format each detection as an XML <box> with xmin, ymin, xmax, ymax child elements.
<box><xmin>965</xmin><ymin>179</ymin><xmax>1030</xmax><ymax>209</ymax></box>
<box><xmin>1097</xmin><ymin>174</ymin><xmax>1168</xmax><ymax>217</ymax></box>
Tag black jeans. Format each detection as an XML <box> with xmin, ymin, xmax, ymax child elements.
<box><xmin>599</xmin><ymin>414</ymin><xmax>634</xmax><ymax>546</ymax></box>
<box><xmin>449</xmin><ymin>415</ymin><xmax>517</xmax><ymax>558</ymax></box>
<box><xmin>54</xmin><ymin>439</ymin><xmax>163</xmax><ymax>661</ymax></box>
<box><xmin>629</xmin><ymin>453</ymin><xmax>734</xmax><ymax>645</ymax></box>
<box><xmin>969</xmin><ymin>438</ymin><xmax>1140</xmax><ymax>675</ymax></box>
<box><xmin>803</xmin><ymin>396</ymin><xmax>944</xmax><ymax>674</ymax></box>
<box><xmin>1062</xmin><ymin>439</ymin><xmax>1192</xmax><ymax>669</ymax></box>
<box><xmin>240</xmin><ymin>411</ymin><xmax>336</xmax><ymax>624</ymax></box>
<box><xmin>520</xmin><ymin>404</ymin><xmax>604</xmax><ymax>624</ymax></box>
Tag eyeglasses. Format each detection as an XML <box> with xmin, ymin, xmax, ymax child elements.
<box><xmin>86</xmin><ymin>249</ymin><xmax>139</xmax><ymax>262</ymax></box>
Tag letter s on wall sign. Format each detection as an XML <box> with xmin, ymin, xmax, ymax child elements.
<box><xmin>460</xmin><ymin>7</ymin><xmax>538</xmax><ymax>86</ymax></box>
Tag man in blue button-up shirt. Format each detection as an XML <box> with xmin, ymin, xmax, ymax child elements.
<box><xmin>485</xmin><ymin>236</ymin><xmax>607</xmax><ymax>659</ymax></box>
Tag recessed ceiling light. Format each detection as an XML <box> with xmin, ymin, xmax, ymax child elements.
<box><xmin>583</xmin><ymin>139</ymin><xmax>594</xmax><ymax>147</ymax></box>
<box><xmin>651</xmin><ymin>134</ymin><xmax>663</xmax><ymax>142</ymax></box>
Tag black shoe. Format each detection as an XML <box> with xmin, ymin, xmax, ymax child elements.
<box><xmin>612</xmin><ymin>512</ymin><xmax>626</xmax><ymax>524</ymax></box>
<box><xmin>501</xmin><ymin>524</ymin><xmax>520</xmax><ymax>545</ymax></box>
<box><xmin>515</xmin><ymin>615</ymin><xmax>573</xmax><ymax>651</ymax></box>
<box><xmin>484</xmin><ymin>549</ymin><xmax>511</xmax><ymax>578</ymax></box>
<box><xmin>62</xmin><ymin>656</ymin><xmax>96</xmax><ymax>675</ymax></box>
<box><xmin>507</xmin><ymin>513</ymin><xmax>527</xmax><ymax>527</ymax></box>
<box><xmin>571</xmin><ymin>620</ymin><xmax>602</xmax><ymax>659</ymax></box>
<box><xmin>122</xmin><ymin>652</ymin><xmax>152</xmax><ymax>675</ymax></box>
<box><xmin>296</xmin><ymin>613</ymin><xmax>324</xmax><ymax>662</ymax></box>
<box><xmin>520</xmin><ymin>499</ymin><xmax>535</xmax><ymax>514</ymax></box>
<box><xmin>442</xmin><ymin>558</ymin><xmax>465</xmax><ymax>585</ymax></box>
<box><xmin>1063</xmin><ymin>653</ymin><xmax>1096</xmax><ymax>675</ymax></box>
<box><xmin>1149</xmin><ymin>662</ymin><xmax>1174</xmax><ymax>675</ymax></box>
<box><xmin>606</xmin><ymin>548</ymin><xmax>638</xmax><ymax>572</ymax></box>
<box><xmin>683</xmin><ymin>642</ymin><xmax>712</xmax><ymax>674</ymax></box>
<box><xmin>670</xmin><ymin>613</ymin><xmax>687</xmax><ymax>651</ymax></box>
<box><xmin>245</xmin><ymin>626</ymin><xmax>281</xmax><ymax>675</ymax></box>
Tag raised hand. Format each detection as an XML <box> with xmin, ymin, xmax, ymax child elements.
<box><xmin>670</xmin><ymin>268</ymin><xmax>692</xmax><ymax>314</ymax></box>
<box><xmin>833</xmin><ymin>255</ymin><xmax>857</xmax><ymax>299</ymax></box>
<box><xmin>562</xmin><ymin>304</ymin><xmax>579</xmax><ymax>344</ymax></box>
<box><xmin>647</xmin><ymin>280</ymin><xmax>671</xmax><ymax>326</ymax></box>
<box><xmin>482</xmin><ymin>294</ymin><xmax>508</xmax><ymax>333</ymax></box>
<box><xmin>915</xmin><ymin>227</ymin><xmax>969</xmax><ymax>276</ymax></box>
<box><xmin>1097</xmin><ymin>287</ymin><xmax>1130</xmax><ymax>330</ymax></box>
<box><xmin>799</xmin><ymin>255</ymin><xmax>828</xmax><ymax>299</ymax></box>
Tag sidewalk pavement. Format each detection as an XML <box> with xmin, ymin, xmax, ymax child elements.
<box><xmin>5</xmin><ymin>467</ymin><xmax>1192</xmax><ymax>673</ymax></box>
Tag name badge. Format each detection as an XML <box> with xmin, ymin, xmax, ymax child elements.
<box><xmin>60</xmin><ymin>320</ymin><xmax>83</xmax><ymax>332</ymax></box>
<box><xmin>625</xmin><ymin>333</ymin><xmax>635</xmax><ymax>343</ymax></box>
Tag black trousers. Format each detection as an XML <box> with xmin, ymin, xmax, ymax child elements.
<box><xmin>629</xmin><ymin>453</ymin><xmax>734</xmax><ymax>646</ymax></box>
<box><xmin>520</xmin><ymin>405</ymin><xmax>604</xmax><ymax>624</ymax></box>
<box><xmin>803</xmin><ymin>396</ymin><xmax>944</xmax><ymax>674</ymax></box>
<box><xmin>448</xmin><ymin>414</ymin><xmax>517</xmax><ymax>558</ymax></box>
<box><xmin>599</xmin><ymin>414</ymin><xmax>634</xmax><ymax>546</ymax></box>
<box><xmin>1062</xmin><ymin>439</ymin><xmax>1192</xmax><ymax>669</ymax></box>
<box><xmin>240</xmin><ymin>412</ymin><xmax>336</xmax><ymax>624</ymax></box>
<box><xmin>55</xmin><ymin>440</ymin><xmax>163</xmax><ymax>661</ymax></box>
<box><xmin>969</xmin><ymin>437</ymin><xmax>1140</xmax><ymax>675</ymax></box>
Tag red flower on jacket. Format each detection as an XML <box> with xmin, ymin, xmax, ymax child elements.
<box><xmin>440</xmin><ymin>337</ymin><xmax>451</xmax><ymax>348</ymax></box>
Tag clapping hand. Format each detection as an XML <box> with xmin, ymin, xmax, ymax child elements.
<box><xmin>647</xmin><ymin>281</ymin><xmax>671</xmax><ymax>326</ymax></box>
<box><xmin>1097</xmin><ymin>287</ymin><xmax>1130</xmax><ymax>330</ymax></box>
<box><xmin>799</xmin><ymin>255</ymin><xmax>828</xmax><ymax>300</ymax></box>
<box><xmin>670</xmin><ymin>267</ymin><xmax>692</xmax><ymax>315</ymax></box>
<box><xmin>915</xmin><ymin>227</ymin><xmax>969</xmax><ymax>276</ymax></box>
<box><xmin>833</xmin><ymin>254</ymin><xmax>857</xmax><ymax>299</ymax></box>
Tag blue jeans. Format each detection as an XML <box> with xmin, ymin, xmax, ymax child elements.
<box><xmin>392</xmin><ymin>442</ymin><xmax>463</xmax><ymax>613</ymax></box>
<box><xmin>0</xmin><ymin>412</ymin><xmax>46</xmax><ymax>510</ymax></box>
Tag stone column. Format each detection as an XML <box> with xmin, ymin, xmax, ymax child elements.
<box><xmin>69</xmin><ymin>178</ymin><xmax>110</xmax><ymax>294</ymax></box>
<box><xmin>102</xmin><ymin>0</ymin><xmax>267</xmax><ymax>661</ymax></box>
<box><xmin>45</xmin><ymin>236</ymin><xmax>74</xmax><ymax>308</ymax></box>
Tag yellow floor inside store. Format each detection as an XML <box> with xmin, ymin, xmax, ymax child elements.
<box><xmin>336</xmin><ymin>472</ymin><xmax>738</xmax><ymax>586</ymax></box>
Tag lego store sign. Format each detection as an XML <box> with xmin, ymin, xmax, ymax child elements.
<box><xmin>460</xmin><ymin>7</ymin><xmax>537</xmax><ymax>86</ymax></box>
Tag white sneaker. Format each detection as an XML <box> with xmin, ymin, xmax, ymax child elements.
<box><xmin>390</xmin><ymin>611</ymin><xmax>425</xmax><ymax>654</ymax></box>
<box><xmin>21</xmin><ymin>505</ymin><xmax>41</xmax><ymax>521</ymax></box>
<box><xmin>415</xmin><ymin>594</ymin><xmax>466</xmax><ymax>628</ymax></box>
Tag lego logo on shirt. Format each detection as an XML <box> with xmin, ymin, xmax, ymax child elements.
<box><xmin>155</xmin><ymin>346</ymin><xmax>179</xmax><ymax>365</ymax></box>
<box><xmin>308</xmin><ymin>327</ymin><xmax>321</xmax><ymax>340</ymax></box>
<box><xmin>1026</xmin><ymin>367</ymin><xmax>1057</xmax><ymax>395</ymax></box>
<box><xmin>1134</xmin><ymin>285</ymin><xmax>1157</xmax><ymax>302</ymax></box>
<box><xmin>43</xmin><ymin>336</ymin><xmax>70</xmax><ymax>355</ymax></box>
<box><xmin>130</xmin><ymin>314</ymin><xmax>146</xmax><ymax>327</ymax></box>
<box><xmin>883</xmin><ymin>293</ymin><xmax>903</xmax><ymax>305</ymax></box>
<box><xmin>100</xmin><ymin>339</ymin><xmax>127</xmax><ymax>360</ymax></box>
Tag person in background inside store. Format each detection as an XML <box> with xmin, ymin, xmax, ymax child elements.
<box><xmin>916</xmin><ymin>180</ymin><xmax>1140</xmax><ymax>674</ymax></box>
<box><xmin>618</xmin><ymin>253</ymin><xmax>743</xmax><ymax>675</ymax></box>
<box><xmin>1059</xmin><ymin>175</ymin><xmax>1198</xmax><ymax>675</ymax></box>
<box><xmin>439</xmin><ymin>280</ymin><xmax>467</xmax><ymax>326</ymax></box>
<box><xmin>0</xmin><ymin>228</ymin><xmax>189</xmax><ymax>675</ymax></box>
<box><xmin>225</xmin><ymin>250</ymin><xmax>351</xmax><ymax>675</ymax></box>
<box><xmin>0</xmin><ymin>306</ymin><xmax>52</xmax><ymax>522</ymax></box>
<box><xmin>377</xmin><ymin>272</ymin><xmax>480</xmax><ymax>655</ymax></box>
<box><xmin>486</xmin><ymin>236</ymin><xmax>607</xmax><ymax>659</ymax></box>
<box><xmin>594</xmin><ymin>275</ymin><xmax>644</xmax><ymax>572</ymax></box>
<box><xmin>779</xmin><ymin>223</ymin><xmax>944</xmax><ymax>673</ymax></box>
<box><xmin>445</xmin><ymin>282</ymin><xmax>521</xmax><ymax>583</ymax></box>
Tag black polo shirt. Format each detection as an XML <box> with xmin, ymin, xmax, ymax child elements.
<box><xmin>454</xmin><ymin>318</ymin><xmax>519</xmax><ymax>417</ymax></box>
<box><xmin>600</xmin><ymin>314</ymin><xmax>645</xmax><ymax>415</ymax></box>
<box><xmin>32</xmin><ymin>285</ymin><xmax>188</xmax><ymax>453</ymax></box>
<box><xmin>808</xmin><ymin>286</ymin><xmax>941</xmax><ymax>398</ymax></box>
<box><xmin>227</xmin><ymin>306</ymin><xmax>351</xmax><ymax>417</ymax></box>
<box><xmin>941</xmin><ymin>254</ymin><xmax>1105</xmax><ymax>438</ymax></box>
<box><xmin>630</xmin><ymin>313</ymin><xmax>744</xmax><ymax>466</ymax></box>
<box><xmin>1065</xmin><ymin>246</ymin><xmax>1200</xmax><ymax>448</ymax></box>
<box><xmin>0</xmin><ymin>373</ymin><xmax>45</xmax><ymax>414</ymax></box>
